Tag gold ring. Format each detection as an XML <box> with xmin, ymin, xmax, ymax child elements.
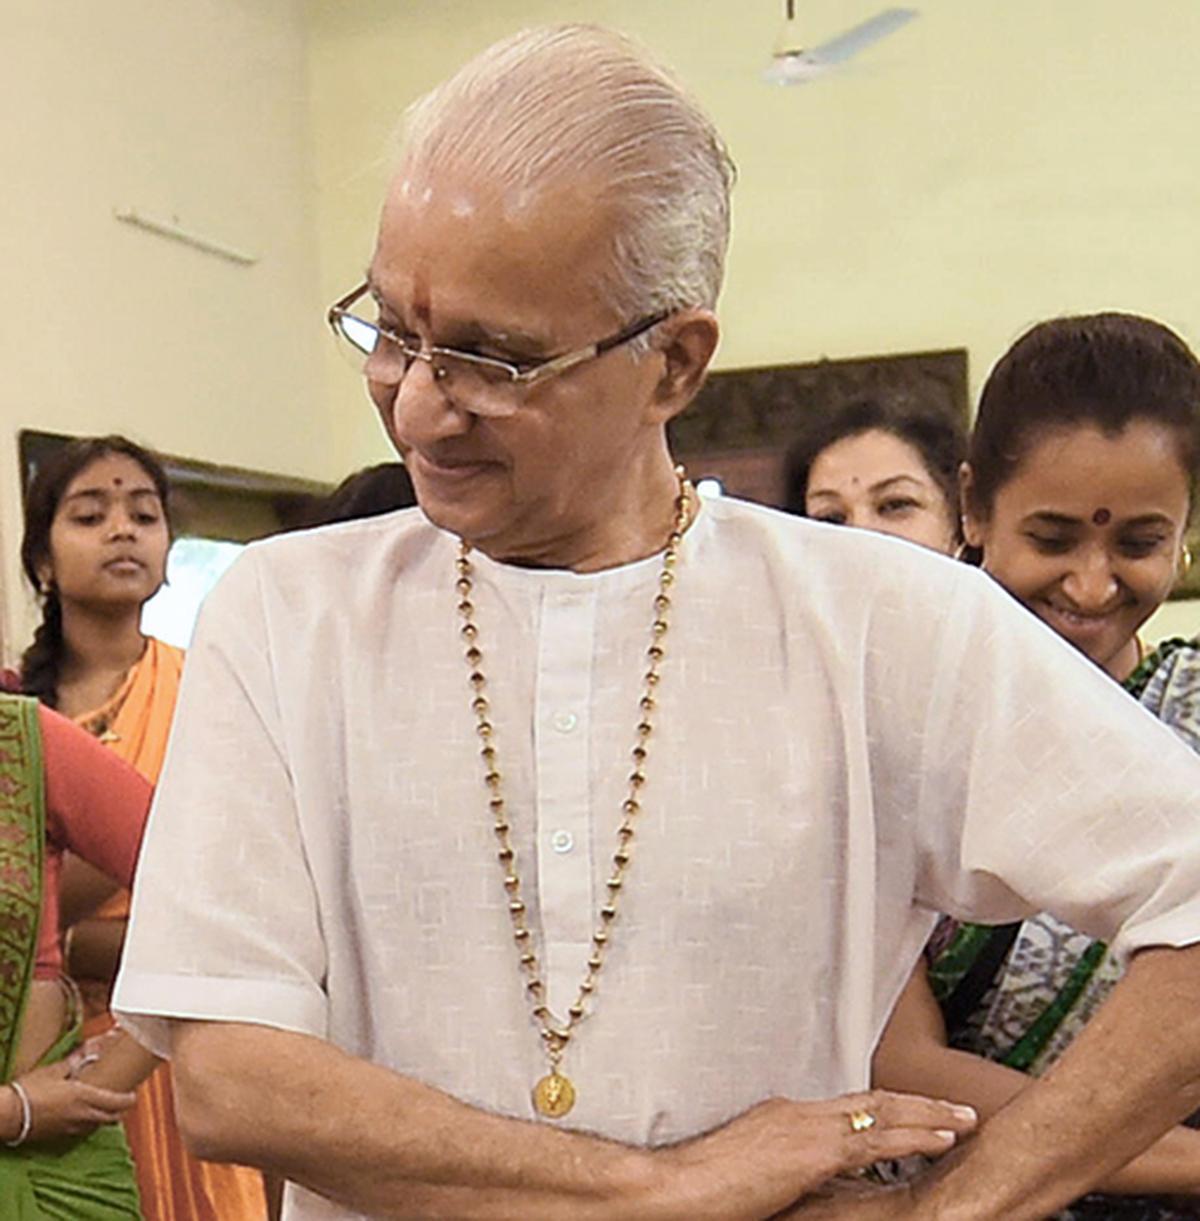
<box><xmin>848</xmin><ymin>1109</ymin><xmax>877</xmax><ymax>1133</ymax></box>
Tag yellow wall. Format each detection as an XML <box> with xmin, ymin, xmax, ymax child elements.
<box><xmin>304</xmin><ymin>0</ymin><xmax>1200</xmax><ymax>642</ymax></box>
<box><xmin>306</xmin><ymin>0</ymin><xmax>1200</xmax><ymax>447</ymax></box>
<box><xmin>2</xmin><ymin>0</ymin><xmax>326</xmax><ymax>653</ymax></box>
<box><xmin>1146</xmin><ymin>597</ymin><xmax>1198</xmax><ymax>645</ymax></box>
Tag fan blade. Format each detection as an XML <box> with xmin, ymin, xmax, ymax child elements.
<box><xmin>807</xmin><ymin>7</ymin><xmax>918</xmax><ymax>65</ymax></box>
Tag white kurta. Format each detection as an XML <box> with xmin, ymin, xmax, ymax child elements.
<box><xmin>114</xmin><ymin>496</ymin><xmax>1200</xmax><ymax>1220</ymax></box>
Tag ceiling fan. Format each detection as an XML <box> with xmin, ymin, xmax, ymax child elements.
<box><xmin>763</xmin><ymin>2</ymin><xmax>918</xmax><ymax>85</ymax></box>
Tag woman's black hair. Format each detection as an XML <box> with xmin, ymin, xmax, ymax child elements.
<box><xmin>300</xmin><ymin>463</ymin><xmax>416</xmax><ymax>528</ymax></box>
<box><xmin>20</xmin><ymin>435</ymin><xmax>172</xmax><ymax>708</ymax></box>
<box><xmin>784</xmin><ymin>397</ymin><xmax>966</xmax><ymax>528</ymax></box>
<box><xmin>968</xmin><ymin>312</ymin><xmax>1200</xmax><ymax>519</ymax></box>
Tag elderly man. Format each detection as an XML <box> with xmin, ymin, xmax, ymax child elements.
<box><xmin>114</xmin><ymin>24</ymin><xmax>1200</xmax><ymax>1221</ymax></box>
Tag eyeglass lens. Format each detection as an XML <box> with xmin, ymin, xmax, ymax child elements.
<box><xmin>332</xmin><ymin>312</ymin><xmax>523</xmax><ymax>419</ymax></box>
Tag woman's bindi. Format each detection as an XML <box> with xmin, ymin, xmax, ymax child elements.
<box><xmin>1091</xmin><ymin>507</ymin><xmax>1111</xmax><ymax>526</ymax></box>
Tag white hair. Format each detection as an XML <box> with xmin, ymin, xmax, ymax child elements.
<box><xmin>397</xmin><ymin>24</ymin><xmax>736</xmax><ymax>325</ymax></box>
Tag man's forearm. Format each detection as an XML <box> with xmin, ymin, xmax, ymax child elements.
<box><xmin>910</xmin><ymin>943</ymin><xmax>1200</xmax><ymax>1220</ymax></box>
<box><xmin>171</xmin><ymin>1021</ymin><xmax>669</xmax><ymax>1221</ymax></box>
<box><xmin>875</xmin><ymin>1007</ymin><xmax>1200</xmax><ymax>1196</ymax></box>
<box><xmin>169</xmin><ymin>1022</ymin><xmax>976</xmax><ymax>1220</ymax></box>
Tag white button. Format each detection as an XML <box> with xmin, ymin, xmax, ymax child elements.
<box><xmin>550</xmin><ymin>829</ymin><xmax>574</xmax><ymax>853</ymax></box>
<box><xmin>552</xmin><ymin>711</ymin><xmax>578</xmax><ymax>733</ymax></box>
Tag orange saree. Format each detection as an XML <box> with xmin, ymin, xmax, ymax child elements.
<box><xmin>74</xmin><ymin>636</ymin><xmax>267</xmax><ymax>1221</ymax></box>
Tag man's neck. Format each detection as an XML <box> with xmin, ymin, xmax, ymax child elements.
<box><xmin>473</xmin><ymin>458</ymin><xmax>691</xmax><ymax>574</ymax></box>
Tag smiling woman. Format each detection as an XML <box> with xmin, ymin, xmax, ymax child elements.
<box><xmin>962</xmin><ymin>313</ymin><xmax>1200</xmax><ymax>682</ymax></box>
<box><xmin>873</xmin><ymin>312</ymin><xmax>1200</xmax><ymax>1220</ymax></box>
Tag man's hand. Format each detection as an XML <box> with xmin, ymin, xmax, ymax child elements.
<box><xmin>656</xmin><ymin>1091</ymin><xmax>975</xmax><ymax>1220</ymax></box>
<box><xmin>171</xmin><ymin>1021</ymin><xmax>977</xmax><ymax>1221</ymax></box>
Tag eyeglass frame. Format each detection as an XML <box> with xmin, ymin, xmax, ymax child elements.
<box><xmin>327</xmin><ymin>281</ymin><xmax>670</xmax><ymax>389</ymax></box>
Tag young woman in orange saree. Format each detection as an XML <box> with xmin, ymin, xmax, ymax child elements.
<box><xmin>21</xmin><ymin>435</ymin><xmax>268</xmax><ymax>1221</ymax></box>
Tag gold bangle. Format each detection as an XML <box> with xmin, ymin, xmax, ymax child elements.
<box><xmin>62</xmin><ymin>925</ymin><xmax>77</xmax><ymax>976</ymax></box>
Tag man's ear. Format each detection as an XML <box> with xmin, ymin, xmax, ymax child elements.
<box><xmin>958</xmin><ymin>461</ymin><xmax>985</xmax><ymax>548</ymax></box>
<box><xmin>646</xmin><ymin>309</ymin><xmax>720</xmax><ymax>425</ymax></box>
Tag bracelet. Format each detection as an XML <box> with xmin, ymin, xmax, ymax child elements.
<box><xmin>65</xmin><ymin>1050</ymin><xmax>100</xmax><ymax>1081</ymax></box>
<box><xmin>4</xmin><ymin>1080</ymin><xmax>31</xmax><ymax>1148</ymax></box>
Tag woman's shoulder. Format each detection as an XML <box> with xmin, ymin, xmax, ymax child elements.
<box><xmin>1137</xmin><ymin>636</ymin><xmax>1200</xmax><ymax>690</ymax></box>
<box><xmin>1134</xmin><ymin>637</ymin><xmax>1200</xmax><ymax>751</ymax></box>
<box><xmin>1127</xmin><ymin>636</ymin><xmax>1193</xmax><ymax>690</ymax></box>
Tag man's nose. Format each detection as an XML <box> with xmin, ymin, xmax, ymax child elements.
<box><xmin>383</xmin><ymin>361</ymin><xmax>471</xmax><ymax>451</ymax></box>
<box><xmin>1061</xmin><ymin>550</ymin><xmax>1120</xmax><ymax>609</ymax></box>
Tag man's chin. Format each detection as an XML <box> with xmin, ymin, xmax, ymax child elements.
<box><xmin>414</xmin><ymin>492</ymin><xmax>500</xmax><ymax>548</ymax></box>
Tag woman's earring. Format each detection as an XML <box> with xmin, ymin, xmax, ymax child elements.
<box><xmin>1179</xmin><ymin>544</ymin><xmax>1194</xmax><ymax>579</ymax></box>
<box><xmin>953</xmin><ymin>518</ymin><xmax>969</xmax><ymax>562</ymax></box>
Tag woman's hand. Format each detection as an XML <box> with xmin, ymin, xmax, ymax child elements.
<box><xmin>66</xmin><ymin>1028</ymin><xmax>159</xmax><ymax>1094</ymax></box>
<box><xmin>1</xmin><ymin>1058</ymin><xmax>136</xmax><ymax>1143</ymax></box>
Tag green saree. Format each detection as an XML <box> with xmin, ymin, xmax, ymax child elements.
<box><xmin>0</xmin><ymin>695</ymin><xmax>142</xmax><ymax>1219</ymax></box>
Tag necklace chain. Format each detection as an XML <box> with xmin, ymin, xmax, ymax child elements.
<box><xmin>455</xmin><ymin>468</ymin><xmax>692</xmax><ymax>1118</ymax></box>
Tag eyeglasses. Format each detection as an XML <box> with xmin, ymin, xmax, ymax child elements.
<box><xmin>327</xmin><ymin>282</ymin><xmax>668</xmax><ymax>419</ymax></box>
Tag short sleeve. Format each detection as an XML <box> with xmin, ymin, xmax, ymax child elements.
<box><xmin>910</xmin><ymin>573</ymin><xmax>1200</xmax><ymax>962</ymax></box>
<box><xmin>38</xmin><ymin>705</ymin><xmax>150</xmax><ymax>886</ymax></box>
<box><xmin>113</xmin><ymin>550</ymin><xmax>328</xmax><ymax>1057</ymax></box>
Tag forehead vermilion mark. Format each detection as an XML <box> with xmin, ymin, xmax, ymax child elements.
<box><xmin>412</xmin><ymin>269</ymin><xmax>431</xmax><ymax>328</ymax></box>
<box><xmin>1092</xmin><ymin>508</ymin><xmax>1111</xmax><ymax>526</ymax></box>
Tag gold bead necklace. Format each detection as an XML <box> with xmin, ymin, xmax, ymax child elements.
<box><xmin>456</xmin><ymin>468</ymin><xmax>692</xmax><ymax>1120</ymax></box>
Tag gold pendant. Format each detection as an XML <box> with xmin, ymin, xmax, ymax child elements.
<box><xmin>532</xmin><ymin>1071</ymin><xmax>576</xmax><ymax>1119</ymax></box>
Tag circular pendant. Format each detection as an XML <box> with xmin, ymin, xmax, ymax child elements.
<box><xmin>532</xmin><ymin>1071</ymin><xmax>576</xmax><ymax>1119</ymax></box>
